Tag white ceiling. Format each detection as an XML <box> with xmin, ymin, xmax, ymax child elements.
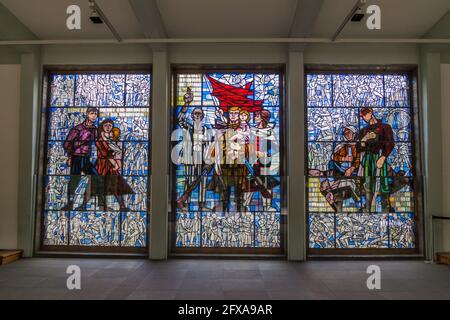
<box><xmin>1</xmin><ymin>0</ymin><xmax>449</xmax><ymax>40</ymax></box>
<box><xmin>156</xmin><ymin>0</ymin><xmax>298</xmax><ymax>38</ymax></box>
<box><xmin>0</xmin><ymin>0</ymin><xmax>143</xmax><ymax>39</ymax></box>
<box><xmin>313</xmin><ymin>0</ymin><xmax>450</xmax><ymax>38</ymax></box>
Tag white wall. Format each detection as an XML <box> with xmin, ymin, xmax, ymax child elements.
<box><xmin>440</xmin><ymin>63</ymin><xmax>450</xmax><ymax>252</ymax></box>
<box><xmin>0</xmin><ymin>64</ymin><xmax>20</xmax><ymax>249</ymax></box>
<box><xmin>42</xmin><ymin>44</ymin><xmax>153</xmax><ymax>65</ymax></box>
<box><xmin>304</xmin><ymin>44</ymin><xmax>419</xmax><ymax>64</ymax></box>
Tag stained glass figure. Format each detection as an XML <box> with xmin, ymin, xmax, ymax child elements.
<box><xmin>255</xmin><ymin>212</ymin><xmax>280</xmax><ymax>247</ymax></box>
<box><xmin>41</xmin><ymin>71</ymin><xmax>151</xmax><ymax>250</ymax></box>
<box><xmin>307</xmin><ymin>74</ymin><xmax>332</xmax><ymax>107</ymax></box>
<box><xmin>333</xmin><ymin>74</ymin><xmax>384</xmax><ymax>107</ymax></box>
<box><xmin>309</xmin><ymin>213</ymin><xmax>335</xmax><ymax>248</ymax></box>
<box><xmin>307</xmin><ymin>72</ymin><xmax>416</xmax><ymax>250</ymax></box>
<box><xmin>336</xmin><ymin>214</ymin><xmax>388</xmax><ymax>248</ymax></box>
<box><xmin>389</xmin><ymin>213</ymin><xmax>415</xmax><ymax>248</ymax></box>
<box><xmin>50</xmin><ymin>74</ymin><xmax>75</xmax><ymax>107</ymax></box>
<box><xmin>385</xmin><ymin>75</ymin><xmax>410</xmax><ymax>107</ymax></box>
<box><xmin>172</xmin><ymin>71</ymin><xmax>283</xmax><ymax>249</ymax></box>
<box><xmin>43</xmin><ymin>211</ymin><xmax>69</xmax><ymax>245</ymax></box>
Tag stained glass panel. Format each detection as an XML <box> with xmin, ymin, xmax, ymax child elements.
<box><xmin>306</xmin><ymin>74</ymin><xmax>332</xmax><ymax>107</ymax></box>
<box><xmin>388</xmin><ymin>143</ymin><xmax>413</xmax><ymax>175</ymax></box>
<box><xmin>308</xmin><ymin>108</ymin><xmax>359</xmax><ymax>141</ymax></box>
<box><xmin>201</xmin><ymin>212</ymin><xmax>254</xmax><ymax>248</ymax></box>
<box><xmin>255</xmin><ymin>212</ymin><xmax>280</xmax><ymax>248</ymax></box>
<box><xmin>176</xmin><ymin>212</ymin><xmax>201</xmax><ymax>247</ymax></box>
<box><xmin>308</xmin><ymin>177</ymin><xmax>361</xmax><ymax>213</ymax></box>
<box><xmin>123</xmin><ymin>142</ymin><xmax>149</xmax><ymax>176</ymax></box>
<box><xmin>307</xmin><ymin>72</ymin><xmax>417</xmax><ymax>250</ymax></box>
<box><xmin>48</xmin><ymin>107</ymin><xmax>87</xmax><ymax>140</ymax></box>
<box><xmin>336</xmin><ymin>214</ymin><xmax>388</xmax><ymax>248</ymax></box>
<box><xmin>389</xmin><ymin>213</ymin><xmax>415</xmax><ymax>248</ymax></box>
<box><xmin>359</xmin><ymin>108</ymin><xmax>412</xmax><ymax>141</ymax></box>
<box><xmin>50</xmin><ymin>74</ymin><xmax>75</xmax><ymax>107</ymax></box>
<box><xmin>41</xmin><ymin>71</ymin><xmax>151</xmax><ymax>250</ymax></box>
<box><xmin>43</xmin><ymin>211</ymin><xmax>69</xmax><ymax>245</ymax></box>
<box><xmin>69</xmin><ymin>211</ymin><xmax>120</xmax><ymax>246</ymax></box>
<box><xmin>385</xmin><ymin>75</ymin><xmax>410</xmax><ymax>107</ymax></box>
<box><xmin>254</xmin><ymin>74</ymin><xmax>280</xmax><ymax>106</ymax></box>
<box><xmin>126</xmin><ymin>74</ymin><xmax>151</xmax><ymax>106</ymax></box>
<box><xmin>173</xmin><ymin>71</ymin><xmax>283</xmax><ymax>249</ymax></box>
<box><xmin>121</xmin><ymin>212</ymin><xmax>147</xmax><ymax>247</ymax></box>
<box><xmin>309</xmin><ymin>213</ymin><xmax>335</xmax><ymax>248</ymax></box>
<box><xmin>308</xmin><ymin>142</ymin><xmax>334</xmax><ymax>172</ymax></box>
<box><xmin>333</xmin><ymin>74</ymin><xmax>384</xmax><ymax>107</ymax></box>
<box><xmin>98</xmin><ymin>108</ymin><xmax>149</xmax><ymax>141</ymax></box>
<box><xmin>177</xmin><ymin>74</ymin><xmax>203</xmax><ymax>106</ymax></box>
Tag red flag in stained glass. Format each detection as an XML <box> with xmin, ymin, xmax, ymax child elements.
<box><xmin>206</xmin><ymin>75</ymin><xmax>263</xmax><ymax>112</ymax></box>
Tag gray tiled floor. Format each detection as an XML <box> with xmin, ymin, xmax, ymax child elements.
<box><xmin>0</xmin><ymin>258</ymin><xmax>449</xmax><ymax>300</ymax></box>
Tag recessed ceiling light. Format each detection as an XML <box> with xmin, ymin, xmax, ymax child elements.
<box><xmin>351</xmin><ymin>7</ymin><xmax>365</xmax><ymax>22</ymax></box>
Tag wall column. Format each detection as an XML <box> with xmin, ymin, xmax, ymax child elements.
<box><xmin>149</xmin><ymin>50</ymin><xmax>169</xmax><ymax>259</ymax></box>
<box><xmin>287</xmin><ymin>50</ymin><xmax>306</xmax><ymax>261</ymax></box>
<box><xmin>17</xmin><ymin>50</ymin><xmax>40</xmax><ymax>257</ymax></box>
<box><xmin>420</xmin><ymin>51</ymin><xmax>443</xmax><ymax>260</ymax></box>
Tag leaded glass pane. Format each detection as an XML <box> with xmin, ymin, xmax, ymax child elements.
<box><xmin>389</xmin><ymin>213</ymin><xmax>415</xmax><ymax>248</ymax></box>
<box><xmin>385</xmin><ymin>75</ymin><xmax>409</xmax><ymax>107</ymax></box>
<box><xmin>254</xmin><ymin>74</ymin><xmax>280</xmax><ymax>106</ymax></box>
<box><xmin>125</xmin><ymin>74</ymin><xmax>151</xmax><ymax>106</ymax></box>
<box><xmin>69</xmin><ymin>211</ymin><xmax>120</xmax><ymax>246</ymax></box>
<box><xmin>50</xmin><ymin>74</ymin><xmax>75</xmax><ymax>106</ymax></box>
<box><xmin>178</xmin><ymin>74</ymin><xmax>203</xmax><ymax>106</ymax></box>
<box><xmin>359</xmin><ymin>108</ymin><xmax>412</xmax><ymax>141</ymax></box>
<box><xmin>47</xmin><ymin>142</ymin><xmax>70</xmax><ymax>175</ymax></box>
<box><xmin>333</xmin><ymin>74</ymin><xmax>384</xmax><ymax>107</ymax></box>
<box><xmin>121</xmin><ymin>212</ymin><xmax>147</xmax><ymax>247</ymax></box>
<box><xmin>308</xmin><ymin>142</ymin><xmax>334</xmax><ymax>172</ymax></box>
<box><xmin>306</xmin><ymin>74</ymin><xmax>332</xmax><ymax>107</ymax></box>
<box><xmin>176</xmin><ymin>212</ymin><xmax>201</xmax><ymax>247</ymax></box>
<box><xmin>309</xmin><ymin>213</ymin><xmax>335</xmax><ymax>248</ymax></box>
<box><xmin>201</xmin><ymin>212</ymin><xmax>255</xmax><ymax>248</ymax></box>
<box><xmin>308</xmin><ymin>108</ymin><xmax>359</xmax><ymax>141</ymax></box>
<box><xmin>336</xmin><ymin>213</ymin><xmax>388</xmax><ymax>248</ymax></box>
<box><xmin>123</xmin><ymin>142</ymin><xmax>149</xmax><ymax>176</ymax></box>
<box><xmin>48</xmin><ymin>107</ymin><xmax>87</xmax><ymax>140</ymax></box>
<box><xmin>43</xmin><ymin>211</ymin><xmax>69</xmax><ymax>245</ymax></box>
<box><xmin>255</xmin><ymin>212</ymin><xmax>280</xmax><ymax>248</ymax></box>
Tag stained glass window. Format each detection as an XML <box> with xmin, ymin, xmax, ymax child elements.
<box><xmin>307</xmin><ymin>72</ymin><xmax>417</xmax><ymax>250</ymax></box>
<box><xmin>172</xmin><ymin>70</ymin><xmax>283</xmax><ymax>250</ymax></box>
<box><xmin>41</xmin><ymin>71</ymin><xmax>151</xmax><ymax>250</ymax></box>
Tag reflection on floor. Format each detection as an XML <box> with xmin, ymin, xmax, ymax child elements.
<box><xmin>0</xmin><ymin>258</ymin><xmax>449</xmax><ymax>300</ymax></box>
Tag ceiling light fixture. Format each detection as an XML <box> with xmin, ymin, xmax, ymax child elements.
<box><xmin>88</xmin><ymin>0</ymin><xmax>122</xmax><ymax>41</ymax></box>
<box><xmin>351</xmin><ymin>7</ymin><xmax>365</xmax><ymax>22</ymax></box>
<box><xmin>88</xmin><ymin>1</ymin><xmax>103</xmax><ymax>24</ymax></box>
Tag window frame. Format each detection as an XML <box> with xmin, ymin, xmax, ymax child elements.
<box><xmin>35</xmin><ymin>65</ymin><xmax>152</xmax><ymax>254</ymax></box>
<box><xmin>169</xmin><ymin>65</ymin><xmax>287</xmax><ymax>255</ymax></box>
<box><xmin>304</xmin><ymin>65</ymin><xmax>424</xmax><ymax>256</ymax></box>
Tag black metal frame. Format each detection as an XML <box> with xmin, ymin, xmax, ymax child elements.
<box><xmin>169</xmin><ymin>65</ymin><xmax>286</xmax><ymax>255</ymax></box>
<box><xmin>36</xmin><ymin>65</ymin><xmax>152</xmax><ymax>254</ymax></box>
<box><xmin>304</xmin><ymin>65</ymin><xmax>424</xmax><ymax>256</ymax></box>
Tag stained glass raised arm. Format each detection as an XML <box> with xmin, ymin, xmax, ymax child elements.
<box><xmin>307</xmin><ymin>72</ymin><xmax>416</xmax><ymax>251</ymax></box>
<box><xmin>41</xmin><ymin>71</ymin><xmax>151</xmax><ymax>251</ymax></box>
